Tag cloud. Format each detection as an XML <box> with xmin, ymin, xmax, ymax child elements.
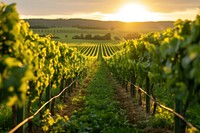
<box><xmin>159</xmin><ymin>8</ymin><xmax>199</xmax><ymax>21</ymax></box>
<box><xmin>3</xmin><ymin>0</ymin><xmax>118</xmax><ymax>15</ymax></box>
<box><xmin>4</xmin><ymin>0</ymin><xmax>199</xmax><ymax>14</ymax></box>
<box><xmin>20</xmin><ymin>12</ymin><xmax>106</xmax><ymax>20</ymax></box>
<box><xmin>139</xmin><ymin>0</ymin><xmax>200</xmax><ymax>12</ymax></box>
<box><xmin>3</xmin><ymin>0</ymin><xmax>200</xmax><ymax>21</ymax></box>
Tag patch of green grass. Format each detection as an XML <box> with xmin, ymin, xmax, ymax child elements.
<box><xmin>64</xmin><ymin>61</ymin><xmax>141</xmax><ymax>132</ymax></box>
<box><xmin>187</xmin><ymin>104</ymin><xmax>200</xmax><ymax>130</ymax></box>
<box><xmin>0</xmin><ymin>104</ymin><xmax>12</xmax><ymax>132</ymax></box>
<box><xmin>31</xmin><ymin>27</ymin><xmax>124</xmax><ymax>43</ymax></box>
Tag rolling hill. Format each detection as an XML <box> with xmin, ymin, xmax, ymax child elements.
<box><xmin>25</xmin><ymin>18</ymin><xmax>174</xmax><ymax>31</ymax></box>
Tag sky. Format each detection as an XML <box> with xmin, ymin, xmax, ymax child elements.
<box><xmin>2</xmin><ymin>0</ymin><xmax>200</xmax><ymax>22</ymax></box>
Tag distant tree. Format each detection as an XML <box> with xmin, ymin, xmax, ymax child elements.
<box><xmin>114</xmin><ymin>36</ymin><xmax>120</xmax><ymax>40</ymax></box>
<box><xmin>93</xmin><ymin>35</ymin><xmax>102</xmax><ymax>40</ymax></box>
<box><xmin>85</xmin><ymin>34</ymin><xmax>92</xmax><ymax>39</ymax></box>
<box><xmin>103</xmin><ymin>33</ymin><xmax>111</xmax><ymax>40</ymax></box>
<box><xmin>65</xmin><ymin>35</ymin><xmax>68</xmax><ymax>38</ymax></box>
<box><xmin>72</xmin><ymin>35</ymin><xmax>80</xmax><ymax>39</ymax></box>
<box><xmin>124</xmin><ymin>33</ymin><xmax>141</xmax><ymax>40</ymax></box>
<box><xmin>72</xmin><ymin>33</ymin><xmax>112</xmax><ymax>40</ymax></box>
<box><xmin>72</xmin><ymin>34</ymin><xmax>85</xmax><ymax>39</ymax></box>
<box><xmin>80</xmin><ymin>34</ymin><xmax>84</xmax><ymax>39</ymax></box>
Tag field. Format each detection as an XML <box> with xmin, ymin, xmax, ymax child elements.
<box><xmin>1</xmin><ymin>3</ymin><xmax>200</xmax><ymax>133</ymax></box>
<box><xmin>31</xmin><ymin>27</ymin><xmax>152</xmax><ymax>44</ymax></box>
<box><xmin>29</xmin><ymin>18</ymin><xmax>173</xmax><ymax>44</ymax></box>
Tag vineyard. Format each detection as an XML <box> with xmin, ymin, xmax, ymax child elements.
<box><xmin>0</xmin><ymin>3</ymin><xmax>200</xmax><ymax>133</ymax></box>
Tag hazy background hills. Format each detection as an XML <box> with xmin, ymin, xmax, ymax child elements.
<box><xmin>25</xmin><ymin>19</ymin><xmax>174</xmax><ymax>31</ymax></box>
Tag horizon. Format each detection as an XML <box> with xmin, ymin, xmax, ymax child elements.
<box><xmin>23</xmin><ymin>17</ymin><xmax>175</xmax><ymax>23</ymax></box>
<box><xmin>3</xmin><ymin>0</ymin><xmax>200</xmax><ymax>22</ymax></box>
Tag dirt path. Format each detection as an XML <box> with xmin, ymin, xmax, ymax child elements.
<box><xmin>57</xmin><ymin>61</ymin><xmax>172</xmax><ymax>132</ymax></box>
<box><xmin>59</xmin><ymin>72</ymin><xmax>94</xmax><ymax>117</ymax></box>
<box><xmin>60</xmin><ymin>61</ymin><xmax>150</xmax><ymax>132</ymax></box>
<box><xmin>111</xmin><ymin>75</ymin><xmax>172</xmax><ymax>133</ymax></box>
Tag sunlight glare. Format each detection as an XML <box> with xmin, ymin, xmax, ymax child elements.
<box><xmin>103</xmin><ymin>3</ymin><xmax>161</xmax><ymax>22</ymax></box>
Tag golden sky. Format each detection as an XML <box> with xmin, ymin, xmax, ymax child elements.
<box><xmin>3</xmin><ymin>0</ymin><xmax>200</xmax><ymax>22</ymax></box>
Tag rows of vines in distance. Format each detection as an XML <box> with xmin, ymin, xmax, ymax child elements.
<box><xmin>68</xmin><ymin>42</ymin><xmax>122</xmax><ymax>58</ymax></box>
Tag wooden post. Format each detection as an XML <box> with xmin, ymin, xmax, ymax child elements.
<box><xmin>125</xmin><ymin>81</ymin><xmax>128</xmax><ymax>92</ymax></box>
<box><xmin>16</xmin><ymin>105</ymin><xmax>25</xmax><ymax>133</ymax></box>
<box><xmin>146</xmin><ymin>77</ymin><xmax>150</xmax><ymax>114</ymax></box>
<box><xmin>130</xmin><ymin>76</ymin><xmax>135</xmax><ymax>97</ymax></box>
<box><xmin>63</xmin><ymin>79</ymin><xmax>68</xmax><ymax>102</ymax></box>
<box><xmin>51</xmin><ymin>98</ymin><xmax>55</xmax><ymax>115</ymax></box>
<box><xmin>174</xmin><ymin>98</ymin><xmax>183</xmax><ymax>133</ymax></box>
<box><xmin>138</xmin><ymin>89</ymin><xmax>142</xmax><ymax>105</ymax></box>
<box><xmin>67</xmin><ymin>79</ymin><xmax>71</xmax><ymax>96</ymax></box>
<box><xmin>60</xmin><ymin>78</ymin><xmax>64</xmax><ymax>102</ymax></box>
<box><xmin>28</xmin><ymin>97</ymin><xmax>33</xmax><ymax>132</ymax></box>
<box><xmin>45</xmin><ymin>83</ymin><xmax>51</xmax><ymax>109</ymax></box>
<box><xmin>73</xmin><ymin>77</ymin><xmax>76</xmax><ymax>89</ymax></box>
<box><xmin>38</xmin><ymin>89</ymin><xmax>44</xmax><ymax>119</ymax></box>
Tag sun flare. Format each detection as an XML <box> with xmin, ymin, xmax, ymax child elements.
<box><xmin>104</xmin><ymin>3</ymin><xmax>161</xmax><ymax>22</ymax></box>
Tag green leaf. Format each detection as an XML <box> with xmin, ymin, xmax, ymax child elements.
<box><xmin>4</xmin><ymin>57</ymin><xmax>22</xmax><ymax>67</ymax></box>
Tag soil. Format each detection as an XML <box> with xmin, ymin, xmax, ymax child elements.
<box><xmin>59</xmin><ymin>77</ymin><xmax>92</xmax><ymax>117</ymax></box>
<box><xmin>37</xmin><ymin>61</ymin><xmax>172</xmax><ymax>133</ymax></box>
<box><xmin>111</xmin><ymin>76</ymin><xmax>172</xmax><ymax>133</ymax></box>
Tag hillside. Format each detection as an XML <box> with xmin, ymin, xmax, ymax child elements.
<box><xmin>25</xmin><ymin>18</ymin><xmax>174</xmax><ymax>31</ymax></box>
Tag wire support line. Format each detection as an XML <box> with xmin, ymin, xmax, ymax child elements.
<box><xmin>9</xmin><ymin>79</ymin><xmax>77</xmax><ymax>133</ymax></box>
<box><xmin>125</xmin><ymin>79</ymin><xmax>198</xmax><ymax>131</ymax></box>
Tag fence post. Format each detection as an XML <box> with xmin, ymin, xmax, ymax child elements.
<box><xmin>16</xmin><ymin>105</ymin><xmax>25</xmax><ymax>133</ymax></box>
<box><xmin>138</xmin><ymin>85</ymin><xmax>142</xmax><ymax>105</ymax></box>
<box><xmin>174</xmin><ymin>98</ymin><xmax>183</xmax><ymax>133</ymax></box>
<box><xmin>60</xmin><ymin>78</ymin><xmax>64</xmax><ymax>102</ymax></box>
<box><xmin>146</xmin><ymin>77</ymin><xmax>150</xmax><ymax>114</ymax></box>
<box><xmin>73</xmin><ymin>77</ymin><xmax>76</xmax><ymax>89</ymax></box>
<box><xmin>130</xmin><ymin>80</ymin><xmax>133</xmax><ymax>97</ymax></box>
<box><xmin>67</xmin><ymin>78</ymin><xmax>72</xmax><ymax>96</ymax></box>
<box><xmin>63</xmin><ymin>78</ymin><xmax>68</xmax><ymax>102</ymax></box>
<box><xmin>125</xmin><ymin>81</ymin><xmax>128</xmax><ymax>92</ymax></box>
<box><xmin>45</xmin><ymin>83</ymin><xmax>51</xmax><ymax>109</ymax></box>
<box><xmin>28</xmin><ymin>97</ymin><xmax>33</xmax><ymax>132</ymax></box>
<box><xmin>130</xmin><ymin>77</ymin><xmax>135</xmax><ymax>97</ymax></box>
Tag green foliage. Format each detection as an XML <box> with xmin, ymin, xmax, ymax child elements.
<box><xmin>72</xmin><ymin>33</ymin><xmax>112</xmax><ymax>40</ymax></box>
<box><xmin>186</xmin><ymin>104</ymin><xmax>200</xmax><ymax>130</ymax></box>
<box><xmin>42</xmin><ymin>109</ymin><xmax>69</xmax><ymax>133</ymax></box>
<box><xmin>0</xmin><ymin>3</ymin><xmax>34</xmax><ymax>107</ymax></box>
<box><xmin>0</xmin><ymin>3</ymin><xmax>99</xmax><ymax>132</ymax></box>
<box><xmin>65</xmin><ymin>61</ymin><xmax>139</xmax><ymax>132</ymax></box>
<box><xmin>0</xmin><ymin>104</ymin><xmax>12</xmax><ymax>131</ymax></box>
<box><xmin>0</xmin><ymin>3</ymin><xmax>96</xmax><ymax>107</ymax></box>
<box><xmin>149</xmin><ymin>107</ymin><xmax>173</xmax><ymax>128</ymax></box>
<box><xmin>104</xmin><ymin>15</ymin><xmax>200</xmax><ymax>130</ymax></box>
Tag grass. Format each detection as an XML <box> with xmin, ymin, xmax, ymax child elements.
<box><xmin>31</xmin><ymin>27</ymin><xmax>153</xmax><ymax>44</ymax></box>
<box><xmin>0</xmin><ymin>104</ymin><xmax>12</xmax><ymax>132</ymax></box>
<box><xmin>32</xmin><ymin>27</ymin><xmax>121</xmax><ymax>43</ymax></box>
<box><xmin>64</xmin><ymin>60</ymin><xmax>141</xmax><ymax>133</ymax></box>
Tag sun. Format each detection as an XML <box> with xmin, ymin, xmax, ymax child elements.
<box><xmin>104</xmin><ymin>3</ymin><xmax>160</xmax><ymax>22</ymax></box>
<box><xmin>116</xmin><ymin>3</ymin><xmax>151</xmax><ymax>22</ymax></box>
